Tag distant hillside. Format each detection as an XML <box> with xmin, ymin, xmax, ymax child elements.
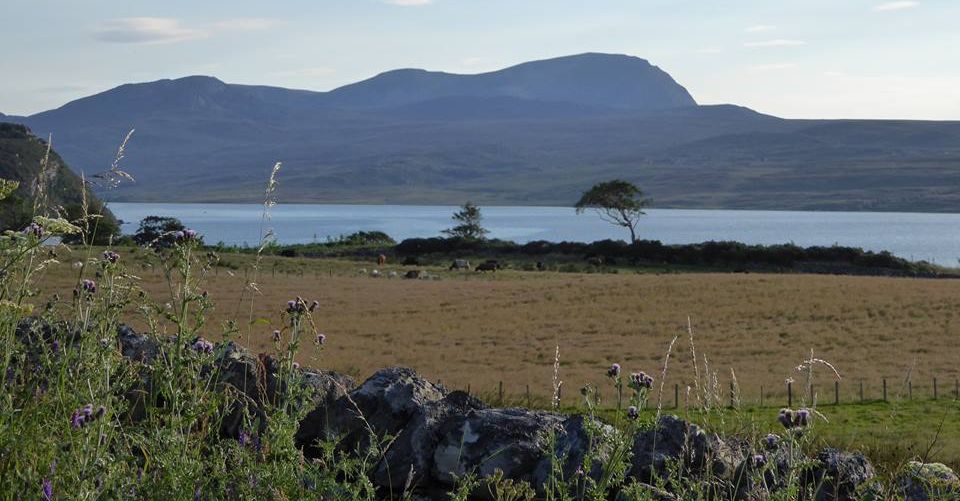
<box><xmin>9</xmin><ymin>53</ymin><xmax>960</xmax><ymax>211</ymax></box>
<box><xmin>0</xmin><ymin>123</ymin><xmax>118</xmax><ymax>241</ymax></box>
<box><xmin>326</xmin><ymin>53</ymin><xmax>695</xmax><ymax>110</ymax></box>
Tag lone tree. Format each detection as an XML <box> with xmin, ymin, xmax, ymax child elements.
<box><xmin>442</xmin><ymin>202</ymin><xmax>489</xmax><ymax>241</ymax></box>
<box><xmin>575</xmin><ymin>180</ymin><xmax>651</xmax><ymax>243</ymax></box>
<box><xmin>133</xmin><ymin>215</ymin><xmax>187</xmax><ymax>249</ymax></box>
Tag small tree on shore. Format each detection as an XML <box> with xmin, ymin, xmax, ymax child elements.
<box><xmin>133</xmin><ymin>215</ymin><xmax>187</xmax><ymax>248</ymax></box>
<box><xmin>442</xmin><ymin>202</ymin><xmax>488</xmax><ymax>241</ymax></box>
<box><xmin>575</xmin><ymin>180</ymin><xmax>650</xmax><ymax>244</ymax></box>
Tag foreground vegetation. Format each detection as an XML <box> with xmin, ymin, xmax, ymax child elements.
<box><xmin>19</xmin><ymin>239</ymin><xmax>960</xmax><ymax>473</ymax></box>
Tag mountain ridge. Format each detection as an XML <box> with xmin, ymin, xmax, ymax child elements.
<box><xmin>5</xmin><ymin>53</ymin><xmax>960</xmax><ymax>212</ymax></box>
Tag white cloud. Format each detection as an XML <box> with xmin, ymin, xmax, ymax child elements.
<box><xmin>745</xmin><ymin>25</ymin><xmax>776</xmax><ymax>33</ymax></box>
<box><xmin>696</xmin><ymin>47</ymin><xmax>724</xmax><ymax>54</ymax></box>
<box><xmin>874</xmin><ymin>1</ymin><xmax>919</xmax><ymax>11</ymax></box>
<box><xmin>95</xmin><ymin>17</ymin><xmax>278</xmax><ymax>44</ymax></box>
<box><xmin>747</xmin><ymin>62</ymin><xmax>798</xmax><ymax>71</ymax></box>
<box><xmin>383</xmin><ymin>0</ymin><xmax>433</xmax><ymax>5</ymax></box>
<box><xmin>744</xmin><ymin>39</ymin><xmax>807</xmax><ymax>48</ymax></box>
<box><xmin>95</xmin><ymin>18</ymin><xmax>206</xmax><ymax>44</ymax></box>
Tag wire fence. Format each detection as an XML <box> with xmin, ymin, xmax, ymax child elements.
<box><xmin>443</xmin><ymin>377</ymin><xmax>960</xmax><ymax>410</ymax></box>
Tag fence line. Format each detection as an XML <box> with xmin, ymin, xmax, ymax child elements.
<box><xmin>442</xmin><ymin>376</ymin><xmax>960</xmax><ymax>409</ymax></box>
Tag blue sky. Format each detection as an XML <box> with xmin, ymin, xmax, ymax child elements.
<box><xmin>2</xmin><ymin>0</ymin><xmax>958</xmax><ymax>119</ymax></box>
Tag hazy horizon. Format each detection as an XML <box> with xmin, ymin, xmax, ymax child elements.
<box><xmin>2</xmin><ymin>0</ymin><xmax>958</xmax><ymax>120</ymax></box>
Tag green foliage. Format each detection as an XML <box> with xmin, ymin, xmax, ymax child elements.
<box><xmin>0</xmin><ymin>123</ymin><xmax>121</xmax><ymax>237</ymax></box>
<box><xmin>575</xmin><ymin>180</ymin><xmax>650</xmax><ymax>243</ymax></box>
<box><xmin>442</xmin><ymin>201</ymin><xmax>489</xmax><ymax>241</ymax></box>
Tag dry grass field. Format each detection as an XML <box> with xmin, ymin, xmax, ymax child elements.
<box><xmin>36</xmin><ymin>246</ymin><xmax>960</xmax><ymax>408</ymax></box>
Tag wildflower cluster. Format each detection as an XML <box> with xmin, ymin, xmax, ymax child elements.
<box><xmin>628</xmin><ymin>371</ymin><xmax>653</xmax><ymax>391</ymax></box>
<box><xmin>102</xmin><ymin>250</ymin><xmax>120</xmax><ymax>263</ymax></box>
<box><xmin>69</xmin><ymin>404</ymin><xmax>106</xmax><ymax>429</ymax></box>
<box><xmin>173</xmin><ymin>228</ymin><xmax>199</xmax><ymax>242</ymax></box>
<box><xmin>76</xmin><ymin>279</ymin><xmax>97</xmax><ymax>296</ymax></box>
<box><xmin>778</xmin><ymin>407</ymin><xmax>811</xmax><ymax>429</ymax></box>
<box><xmin>605</xmin><ymin>362</ymin><xmax>654</xmax><ymax>421</ymax></box>
<box><xmin>22</xmin><ymin>222</ymin><xmax>43</xmax><ymax>238</ymax></box>
<box><xmin>192</xmin><ymin>337</ymin><xmax>214</xmax><ymax>354</ymax></box>
<box><xmin>285</xmin><ymin>297</ymin><xmax>320</xmax><ymax>314</ymax></box>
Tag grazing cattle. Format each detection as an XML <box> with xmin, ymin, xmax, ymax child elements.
<box><xmin>371</xmin><ymin>269</ymin><xmax>381</xmax><ymax>277</ymax></box>
<box><xmin>586</xmin><ymin>256</ymin><xmax>604</xmax><ymax>267</ymax></box>
<box><xmin>402</xmin><ymin>256</ymin><xmax>420</xmax><ymax>266</ymax></box>
<box><xmin>404</xmin><ymin>270</ymin><xmax>422</xmax><ymax>280</ymax></box>
<box><xmin>475</xmin><ymin>262</ymin><xmax>498</xmax><ymax>272</ymax></box>
<box><xmin>536</xmin><ymin>261</ymin><xmax>547</xmax><ymax>271</ymax></box>
<box><xmin>449</xmin><ymin>259</ymin><xmax>470</xmax><ymax>271</ymax></box>
<box><xmin>377</xmin><ymin>254</ymin><xmax>387</xmax><ymax>266</ymax></box>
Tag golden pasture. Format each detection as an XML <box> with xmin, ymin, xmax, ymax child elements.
<box><xmin>37</xmin><ymin>249</ymin><xmax>960</xmax><ymax>407</ymax></box>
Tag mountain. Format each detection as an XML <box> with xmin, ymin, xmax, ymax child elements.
<box><xmin>6</xmin><ymin>53</ymin><xmax>960</xmax><ymax>211</ymax></box>
<box><xmin>326</xmin><ymin>53</ymin><xmax>696</xmax><ymax>110</ymax></box>
<box><xmin>0</xmin><ymin>123</ymin><xmax>119</xmax><ymax>240</ymax></box>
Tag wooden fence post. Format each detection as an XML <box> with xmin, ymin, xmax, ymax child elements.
<box><xmin>859</xmin><ymin>379</ymin><xmax>864</xmax><ymax>403</ymax></box>
<box><xmin>760</xmin><ymin>385</ymin><xmax>764</xmax><ymax>408</ymax></box>
<box><xmin>498</xmin><ymin>381</ymin><xmax>504</xmax><ymax>406</ymax></box>
<box><xmin>834</xmin><ymin>381</ymin><xmax>839</xmax><ymax>405</ymax></box>
<box><xmin>934</xmin><ymin>377</ymin><xmax>938</xmax><ymax>400</ymax></box>
<box><xmin>883</xmin><ymin>378</ymin><xmax>887</xmax><ymax>402</ymax></box>
<box><xmin>909</xmin><ymin>380</ymin><xmax>913</xmax><ymax>400</ymax></box>
<box><xmin>787</xmin><ymin>381</ymin><xmax>793</xmax><ymax>408</ymax></box>
<box><xmin>674</xmin><ymin>384</ymin><xmax>679</xmax><ymax>409</ymax></box>
<box><xmin>526</xmin><ymin>384</ymin><xmax>531</xmax><ymax>408</ymax></box>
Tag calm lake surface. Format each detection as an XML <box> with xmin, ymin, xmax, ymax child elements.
<box><xmin>109</xmin><ymin>203</ymin><xmax>960</xmax><ymax>266</ymax></box>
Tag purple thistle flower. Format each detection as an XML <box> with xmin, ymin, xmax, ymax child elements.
<box><xmin>752</xmin><ymin>454</ymin><xmax>767</xmax><ymax>467</ymax></box>
<box><xmin>286</xmin><ymin>300</ymin><xmax>296</xmax><ymax>312</ymax></box>
<box><xmin>42</xmin><ymin>479</ymin><xmax>53</xmax><ymax>500</ymax></box>
<box><xmin>272</xmin><ymin>330</ymin><xmax>281</xmax><ymax>342</ymax></box>
<box><xmin>627</xmin><ymin>405</ymin><xmax>639</xmax><ymax>420</ymax></box>
<box><xmin>81</xmin><ymin>404</ymin><xmax>94</xmax><ymax>417</ymax></box>
<box><xmin>24</xmin><ymin>223</ymin><xmax>44</xmax><ymax>238</ymax></box>
<box><xmin>795</xmin><ymin>408</ymin><xmax>811</xmax><ymax>427</ymax></box>
<box><xmin>81</xmin><ymin>279</ymin><xmax>97</xmax><ymax>294</ymax></box>
<box><xmin>95</xmin><ymin>406</ymin><xmax>106</xmax><ymax>419</ymax></box>
<box><xmin>51</xmin><ymin>340</ymin><xmax>59</xmax><ymax>354</ymax></box>
<box><xmin>629</xmin><ymin>371</ymin><xmax>654</xmax><ymax>390</ymax></box>
<box><xmin>316</xmin><ymin>333</ymin><xmax>326</xmax><ymax>345</ymax></box>
<box><xmin>70</xmin><ymin>411</ymin><xmax>85</xmax><ymax>429</ymax></box>
<box><xmin>765</xmin><ymin>433</ymin><xmax>780</xmax><ymax>449</ymax></box>
<box><xmin>173</xmin><ymin>231</ymin><xmax>185</xmax><ymax>241</ymax></box>
<box><xmin>292</xmin><ymin>362</ymin><xmax>300</xmax><ymax>370</ymax></box>
<box><xmin>607</xmin><ymin>363</ymin><xmax>621</xmax><ymax>378</ymax></box>
<box><xmin>184</xmin><ymin>228</ymin><xmax>198</xmax><ymax>239</ymax></box>
<box><xmin>191</xmin><ymin>338</ymin><xmax>214</xmax><ymax>354</ymax></box>
<box><xmin>777</xmin><ymin>408</ymin><xmax>794</xmax><ymax>429</ymax></box>
<box><xmin>102</xmin><ymin>250</ymin><xmax>120</xmax><ymax>263</ymax></box>
<box><xmin>239</xmin><ymin>430</ymin><xmax>250</xmax><ymax>447</ymax></box>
